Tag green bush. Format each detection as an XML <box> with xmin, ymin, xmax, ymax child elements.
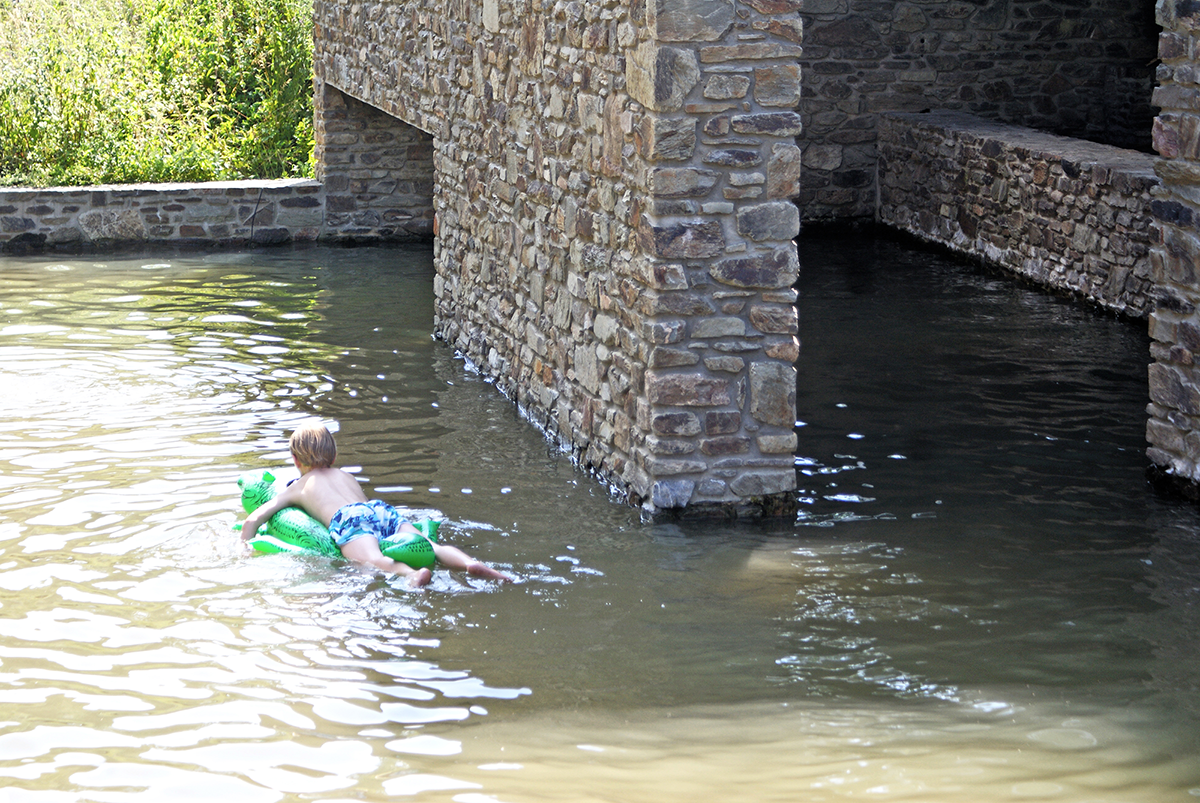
<box><xmin>0</xmin><ymin>0</ymin><xmax>313</xmax><ymax>186</ymax></box>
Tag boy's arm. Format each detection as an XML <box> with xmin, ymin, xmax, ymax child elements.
<box><xmin>240</xmin><ymin>480</ymin><xmax>304</xmax><ymax>540</ymax></box>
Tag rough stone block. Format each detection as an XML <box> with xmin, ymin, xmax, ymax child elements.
<box><xmin>701</xmin><ymin>436</ymin><xmax>751</xmax><ymax>456</ymax></box>
<box><xmin>1</xmin><ymin>216</ymin><xmax>35</xmax><ymax>233</ymax></box>
<box><xmin>757</xmin><ymin>433</ymin><xmax>798</xmax><ymax>453</ymax></box>
<box><xmin>766</xmin><ymin>143</ymin><xmax>803</xmax><ymax>199</ymax></box>
<box><xmin>641</xmin><ymin>116</ymin><xmax>698</xmax><ymax>162</ymax></box>
<box><xmin>1149</xmin><ymin>362</ymin><xmax>1200</xmax><ymax>416</ymax></box>
<box><xmin>705</xmin><ymin>356</ymin><xmax>746</xmax><ymax>372</ymax></box>
<box><xmin>648</xmin><ymin>0</ymin><xmax>734</xmax><ymax>42</ymax></box>
<box><xmin>626</xmin><ymin>42</ymin><xmax>700</xmax><ymax>112</ymax></box>
<box><xmin>647</xmin><ymin>371</ymin><xmax>732</xmax><ymax>406</ymax></box>
<box><xmin>693</xmin><ymin>317</ymin><xmax>746</xmax><ymax>337</ymax></box>
<box><xmin>710</xmin><ymin>247</ymin><xmax>799</xmax><ymax>288</ymax></box>
<box><xmin>704</xmin><ymin>149</ymin><xmax>763</xmax><ymax>168</ymax></box>
<box><xmin>750</xmin><ymin>304</ymin><xmax>799</xmax><ymax>334</ymax></box>
<box><xmin>46</xmin><ymin>226</ymin><xmax>84</xmax><ymax>245</ymax></box>
<box><xmin>730</xmin><ymin>172</ymin><xmax>766</xmax><ymax>187</ymax></box>
<box><xmin>483</xmin><ymin>0</ymin><xmax>500</xmax><ymax>32</ymax></box>
<box><xmin>639</xmin><ymin>216</ymin><xmax>725</xmax><ymax>259</ymax></box>
<box><xmin>650</xmin><ymin>346</ymin><xmax>702</xmax><ymax>367</ymax></box>
<box><xmin>651</xmin><ymin>479</ymin><xmax>696</xmax><ymax>508</ymax></box>
<box><xmin>705</xmin><ymin>410</ymin><xmax>741</xmax><ymax>434</ymax></box>
<box><xmin>78</xmin><ymin>209</ymin><xmax>146</xmax><ymax>241</ymax></box>
<box><xmin>752</xmin><ymin>15</ymin><xmax>804</xmax><ymax>44</ymax></box>
<box><xmin>754</xmin><ymin>65</ymin><xmax>802</xmax><ymax>108</ymax></box>
<box><xmin>632</xmin><ymin>257</ymin><xmax>690</xmax><ymax>291</ymax></box>
<box><xmin>594</xmin><ymin>313</ymin><xmax>621</xmax><ymax>346</ymax></box>
<box><xmin>737</xmin><ymin>201</ymin><xmax>801</xmax><ymax>241</ymax></box>
<box><xmin>700</xmin><ymin>43</ymin><xmax>805</xmax><ymax>64</ymax></box>
<box><xmin>645</xmin><ymin>319</ymin><xmax>688</xmax><ymax>344</ymax></box>
<box><xmin>729</xmin><ymin>470</ymin><xmax>796</xmax><ymax>496</ymax></box>
<box><xmin>650</xmin><ymin>167</ymin><xmax>721</xmax><ymax>198</ymax></box>
<box><xmin>653</xmin><ymin>411</ymin><xmax>702</xmax><ymax>436</ymax></box>
<box><xmin>749</xmin><ymin>361</ymin><xmax>797</xmax><ymax>427</ymax></box>
<box><xmin>648</xmin><ymin>436</ymin><xmax>698</xmax><ymax>455</ymax></box>
<box><xmin>741</xmin><ymin>0</ymin><xmax>802</xmax><ymax>12</ymax></box>
<box><xmin>575</xmin><ymin>344</ymin><xmax>603</xmax><ymax>394</ymax></box>
<box><xmin>731</xmin><ymin>112</ymin><xmax>803</xmax><ymax>137</ymax></box>
<box><xmin>645</xmin><ymin>456</ymin><xmax>709</xmax><ymax>475</ymax></box>
<box><xmin>704</xmin><ymin>74</ymin><xmax>751</xmax><ymax>100</ymax></box>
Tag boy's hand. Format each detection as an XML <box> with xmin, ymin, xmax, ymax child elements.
<box><xmin>241</xmin><ymin>498</ymin><xmax>286</xmax><ymax>542</ymax></box>
<box><xmin>240</xmin><ymin>515</ymin><xmax>262</xmax><ymax>541</ymax></box>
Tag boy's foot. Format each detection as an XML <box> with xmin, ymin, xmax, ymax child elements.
<box><xmin>466</xmin><ymin>561</ymin><xmax>514</xmax><ymax>583</ymax></box>
<box><xmin>408</xmin><ymin>568</ymin><xmax>433</xmax><ymax>588</ymax></box>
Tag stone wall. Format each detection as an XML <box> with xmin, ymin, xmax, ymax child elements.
<box><xmin>0</xmin><ymin>172</ymin><xmax>436</xmax><ymax>253</ymax></box>
<box><xmin>0</xmin><ymin>180</ymin><xmax>324</xmax><ymax>251</ymax></box>
<box><xmin>878</xmin><ymin>110</ymin><xmax>1159</xmax><ymax>318</ymax></box>
<box><xmin>1146</xmin><ymin>2</ymin><xmax>1200</xmax><ymax>493</ymax></box>
<box><xmin>314</xmin><ymin>84</ymin><xmax>437</xmax><ymax>241</ymax></box>
<box><xmin>313</xmin><ymin>0</ymin><xmax>805</xmax><ymax>516</ymax></box>
<box><xmin>800</xmin><ymin>0</ymin><xmax>1158</xmax><ymax>220</ymax></box>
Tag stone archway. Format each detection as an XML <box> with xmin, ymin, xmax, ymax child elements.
<box><xmin>314</xmin><ymin>82</ymin><xmax>435</xmax><ymax>242</ymax></box>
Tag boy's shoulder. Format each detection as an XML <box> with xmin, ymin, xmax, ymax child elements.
<box><xmin>301</xmin><ymin>466</ymin><xmax>350</xmax><ymax>482</ymax></box>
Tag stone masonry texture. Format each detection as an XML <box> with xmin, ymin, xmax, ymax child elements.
<box><xmin>878</xmin><ymin>110</ymin><xmax>1159</xmax><ymax>318</ymax></box>
<box><xmin>799</xmin><ymin>0</ymin><xmax>1158</xmax><ymax>221</ymax></box>
<box><xmin>312</xmin><ymin>0</ymin><xmax>804</xmax><ymax>517</ymax></box>
<box><xmin>0</xmin><ymin>180</ymin><xmax>326</xmax><ymax>251</ymax></box>
<box><xmin>1147</xmin><ymin>0</ymin><xmax>1200</xmax><ymax>492</ymax></box>
<box><xmin>3</xmin><ymin>0</ymin><xmax>1185</xmax><ymax>506</ymax></box>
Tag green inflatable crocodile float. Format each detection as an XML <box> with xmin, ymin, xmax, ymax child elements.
<box><xmin>235</xmin><ymin>469</ymin><xmax>439</xmax><ymax>568</ymax></box>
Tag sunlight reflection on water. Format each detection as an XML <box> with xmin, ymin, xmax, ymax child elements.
<box><xmin>0</xmin><ymin>238</ymin><xmax>1196</xmax><ymax>801</ymax></box>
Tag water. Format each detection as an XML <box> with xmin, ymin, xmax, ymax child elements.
<box><xmin>0</xmin><ymin>231</ymin><xmax>1197</xmax><ymax>802</ymax></box>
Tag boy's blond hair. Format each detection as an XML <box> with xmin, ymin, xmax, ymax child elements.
<box><xmin>290</xmin><ymin>421</ymin><xmax>337</xmax><ymax>468</ymax></box>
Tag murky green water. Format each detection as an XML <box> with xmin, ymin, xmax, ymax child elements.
<box><xmin>0</xmin><ymin>233</ymin><xmax>1197</xmax><ymax>802</ymax></box>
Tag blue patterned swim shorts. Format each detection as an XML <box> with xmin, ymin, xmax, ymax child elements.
<box><xmin>329</xmin><ymin>500</ymin><xmax>409</xmax><ymax>548</ymax></box>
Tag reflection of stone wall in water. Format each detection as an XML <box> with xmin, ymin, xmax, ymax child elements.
<box><xmin>313</xmin><ymin>0</ymin><xmax>803</xmax><ymax>516</ymax></box>
<box><xmin>799</xmin><ymin>0</ymin><xmax>1158</xmax><ymax>220</ymax></box>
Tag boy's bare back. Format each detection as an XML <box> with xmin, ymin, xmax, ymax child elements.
<box><xmin>282</xmin><ymin>466</ymin><xmax>368</xmax><ymax>528</ymax></box>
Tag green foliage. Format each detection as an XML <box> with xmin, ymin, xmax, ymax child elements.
<box><xmin>0</xmin><ymin>0</ymin><xmax>313</xmax><ymax>186</ymax></box>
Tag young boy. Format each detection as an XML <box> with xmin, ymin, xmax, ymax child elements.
<box><xmin>241</xmin><ymin>421</ymin><xmax>512</xmax><ymax>588</ymax></box>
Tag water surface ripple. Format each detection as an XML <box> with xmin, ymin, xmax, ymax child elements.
<box><xmin>0</xmin><ymin>236</ymin><xmax>1196</xmax><ymax>802</ymax></box>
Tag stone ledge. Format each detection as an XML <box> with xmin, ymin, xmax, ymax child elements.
<box><xmin>7</xmin><ymin>178</ymin><xmax>320</xmax><ymax>195</ymax></box>
<box><xmin>0</xmin><ymin>177</ymin><xmax>432</xmax><ymax>252</ymax></box>
<box><xmin>878</xmin><ymin>110</ymin><xmax>1159</xmax><ymax>318</ymax></box>
<box><xmin>885</xmin><ymin>110</ymin><xmax>1158</xmax><ymax>177</ymax></box>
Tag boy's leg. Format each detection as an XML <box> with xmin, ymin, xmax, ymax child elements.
<box><xmin>341</xmin><ymin>537</ymin><xmax>432</xmax><ymax>587</ymax></box>
<box><xmin>432</xmin><ymin>543</ymin><xmax>513</xmax><ymax>582</ymax></box>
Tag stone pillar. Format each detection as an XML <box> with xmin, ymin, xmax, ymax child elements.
<box><xmin>1147</xmin><ymin>3</ymin><xmax>1200</xmax><ymax>494</ymax></box>
<box><xmin>311</xmin><ymin>0</ymin><xmax>802</xmax><ymax>517</ymax></box>
<box><xmin>627</xmin><ymin>0</ymin><xmax>803</xmax><ymax>515</ymax></box>
<box><xmin>314</xmin><ymin>79</ymin><xmax>436</xmax><ymax>241</ymax></box>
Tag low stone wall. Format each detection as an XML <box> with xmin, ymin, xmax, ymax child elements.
<box><xmin>0</xmin><ymin>170</ymin><xmax>435</xmax><ymax>252</ymax></box>
<box><xmin>0</xmin><ymin>180</ymin><xmax>327</xmax><ymax>251</ymax></box>
<box><xmin>798</xmin><ymin>0</ymin><xmax>1158</xmax><ymax>222</ymax></box>
<box><xmin>878</xmin><ymin>110</ymin><xmax>1159</xmax><ymax>318</ymax></box>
